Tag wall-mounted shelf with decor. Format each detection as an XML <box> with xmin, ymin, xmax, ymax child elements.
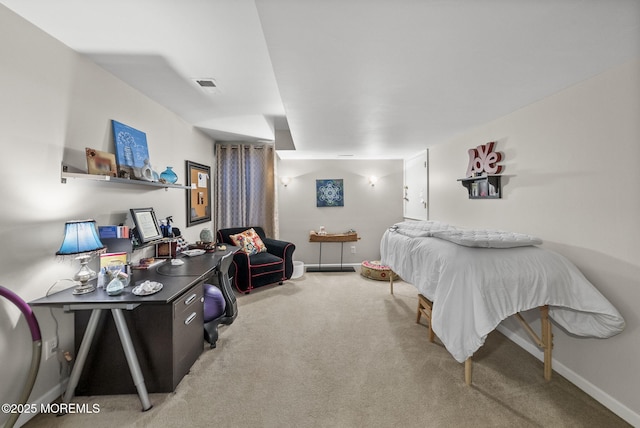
<box><xmin>458</xmin><ymin>175</ymin><xmax>502</xmax><ymax>199</ymax></box>
<box><xmin>60</xmin><ymin>165</ymin><xmax>192</xmax><ymax>190</ymax></box>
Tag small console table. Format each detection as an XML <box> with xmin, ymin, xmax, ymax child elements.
<box><xmin>307</xmin><ymin>231</ymin><xmax>359</xmax><ymax>272</ymax></box>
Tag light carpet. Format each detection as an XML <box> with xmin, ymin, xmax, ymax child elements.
<box><xmin>25</xmin><ymin>271</ymin><xmax>630</xmax><ymax>427</ymax></box>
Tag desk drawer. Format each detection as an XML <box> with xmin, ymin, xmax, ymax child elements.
<box><xmin>173</xmin><ymin>283</ymin><xmax>204</xmax><ymax>384</ymax></box>
<box><xmin>174</xmin><ymin>286</ymin><xmax>201</xmax><ymax>318</ymax></box>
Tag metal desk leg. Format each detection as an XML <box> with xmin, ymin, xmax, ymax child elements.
<box><xmin>318</xmin><ymin>242</ymin><xmax>322</xmax><ymax>271</ymax></box>
<box><xmin>64</xmin><ymin>309</ymin><xmax>103</xmax><ymax>404</ymax></box>
<box><xmin>111</xmin><ymin>308</ymin><xmax>152</xmax><ymax>411</ymax></box>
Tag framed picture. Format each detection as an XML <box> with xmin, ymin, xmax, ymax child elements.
<box><xmin>130</xmin><ymin>207</ymin><xmax>163</xmax><ymax>245</ymax></box>
<box><xmin>186</xmin><ymin>161</ymin><xmax>211</xmax><ymax>227</ymax></box>
<box><xmin>316</xmin><ymin>179</ymin><xmax>344</xmax><ymax>207</ymax></box>
<box><xmin>85</xmin><ymin>147</ymin><xmax>117</xmax><ymax>177</ymax></box>
<box><xmin>112</xmin><ymin>120</ymin><xmax>151</xmax><ymax>179</ymax></box>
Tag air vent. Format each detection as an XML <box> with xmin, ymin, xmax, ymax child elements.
<box><xmin>191</xmin><ymin>78</ymin><xmax>219</xmax><ymax>94</ymax></box>
<box><xmin>196</xmin><ymin>79</ymin><xmax>216</xmax><ymax>88</ymax></box>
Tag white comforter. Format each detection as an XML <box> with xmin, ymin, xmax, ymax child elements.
<box><xmin>380</xmin><ymin>221</ymin><xmax>625</xmax><ymax>363</ymax></box>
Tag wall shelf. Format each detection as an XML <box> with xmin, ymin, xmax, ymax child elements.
<box><xmin>457</xmin><ymin>175</ymin><xmax>502</xmax><ymax>199</ymax></box>
<box><xmin>60</xmin><ymin>165</ymin><xmax>192</xmax><ymax>190</ymax></box>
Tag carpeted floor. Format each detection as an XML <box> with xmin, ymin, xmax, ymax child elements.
<box><xmin>25</xmin><ymin>271</ymin><xmax>630</xmax><ymax>427</ymax></box>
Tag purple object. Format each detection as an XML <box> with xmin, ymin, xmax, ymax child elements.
<box><xmin>203</xmin><ymin>284</ymin><xmax>226</xmax><ymax>322</ymax></box>
<box><xmin>0</xmin><ymin>286</ymin><xmax>41</xmax><ymax>341</ymax></box>
<box><xmin>1</xmin><ymin>286</ymin><xmax>42</xmax><ymax>428</ymax></box>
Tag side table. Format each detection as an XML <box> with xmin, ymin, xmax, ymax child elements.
<box><xmin>307</xmin><ymin>231</ymin><xmax>359</xmax><ymax>272</ymax></box>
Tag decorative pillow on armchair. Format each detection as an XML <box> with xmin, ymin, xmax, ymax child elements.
<box><xmin>229</xmin><ymin>228</ymin><xmax>268</xmax><ymax>255</ymax></box>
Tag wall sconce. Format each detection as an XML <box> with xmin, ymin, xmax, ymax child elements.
<box><xmin>368</xmin><ymin>175</ymin><xmax>378</xmax><ymax>186</ymax></box>
<box><xmin>281</xmin><ymin>177</ymin><xmax>291</xmax><ymax>187</ymax></box>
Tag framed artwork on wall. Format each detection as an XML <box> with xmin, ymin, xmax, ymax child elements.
<box><xmin>186</xmin><ymin>160</ymin><xmax>211</xmax><ymax>227</ymax></box>
<box><xmin>316</xmin><ymin>179</ymin><xmax>344</xmax><ymax>207</ymax></box>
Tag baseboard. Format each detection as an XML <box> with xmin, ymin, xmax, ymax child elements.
<box><xmin>497</xmin><ymin>325</ymin><xmax>639</xmax><ymax>427</ymax></box>
<box><xmin>15</xmin><ymin>378</ymin><xmax>68</xmax><ymax>427</ymax></box>
<box><xmin>305</xmin><ymin>266</ymin><xmax>356</xmax><ymax>272</ymax></box>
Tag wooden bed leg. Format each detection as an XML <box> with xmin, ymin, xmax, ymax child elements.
<box><xmin>515</xmin><ymin>307</ymin><xmax>554</xmax><ymax>381</ymax></box>
<box><xmin>416</xmin><ymin>294</ymin><xmax>435</xmax><ymax>343</ymax></box>
<box><xmin>540</xmin><ymin>305</ymin><xmax>553</xmax><ymax>381</ymax></box>
<box><xmin>465</xmin><ymin>358</ymin><xmax>472</xmax><ymax>385</ymax></box>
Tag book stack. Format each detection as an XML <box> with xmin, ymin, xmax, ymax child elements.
<box><xmin>99</xmin><ymin>225</ymin><xmax>133</xmax><ymax>254</ymax></box>
<box><xmin>98</xmin><ymin>225</ymin><xmax>130</xmax><ymax>239</ymax></box>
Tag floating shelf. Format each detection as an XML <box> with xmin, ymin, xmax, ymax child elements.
<box><xmin>457</xmin><ymin>175</ymin><xmax>502</xmax><ymax>199</ymax></box>
<box><xmin>61</xmin><ymin>165</ymin><xmax>192</xmax><ymax>190</ymax></box>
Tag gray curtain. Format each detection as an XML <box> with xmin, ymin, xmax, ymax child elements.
<box><xmin>214</xmin><ymin>143</ymin><xmax>277</xmax><ymax>237</ymax></box>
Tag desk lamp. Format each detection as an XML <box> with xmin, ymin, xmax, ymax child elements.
<box><xmin>56</xmin><ymin>219</ymin><xmax>105</xmax><ymax>295</ymax></box>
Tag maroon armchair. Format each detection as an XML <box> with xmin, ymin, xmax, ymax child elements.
<box><xmin>216</xmin><ymin>226</ymin><xmax>296</xmax><ymax>294</ymax></box>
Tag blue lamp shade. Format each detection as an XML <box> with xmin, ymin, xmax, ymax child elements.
<box><xmin>56</xmin><ymin>220</ymin><xmax>105</xmax><ymax>255</ymax></box>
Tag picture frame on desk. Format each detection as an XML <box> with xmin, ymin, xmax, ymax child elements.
<box><xmin>130</xmin><ymin>207</ymin><xmax>163</xmax><ymax>245</ymax></box>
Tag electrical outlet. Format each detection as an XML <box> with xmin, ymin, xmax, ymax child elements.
<box><xmin>44</xmin><ymin>338</ymin><xmax>57</xmax><ymax>360</ymax></box>
<box><xmin>351</xmin><ymin>245</ymin><xmax>356</xmax><ymax>254</ymax></box>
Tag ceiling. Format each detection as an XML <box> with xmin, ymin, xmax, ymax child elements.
<box><xmin>2</xmin><ymin>0</ymin><xmax>639</xmax><ymax>159</ymax></box>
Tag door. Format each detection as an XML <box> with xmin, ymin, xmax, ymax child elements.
<box><xmin>403</xmin><ymin>150</ymin><xmax>429</xmax><ymax>220</ymax></box>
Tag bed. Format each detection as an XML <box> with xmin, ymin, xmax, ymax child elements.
<box><xmin>380</xmin><ymin>220</ymin><xmax>625</xmax><ymax>384</ymax></box>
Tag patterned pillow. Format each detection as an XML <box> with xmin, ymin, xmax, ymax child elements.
<box><xmin>229</xmin><ymin>228</ymin><xmax>267</xmax><ymax>255</ymax></box>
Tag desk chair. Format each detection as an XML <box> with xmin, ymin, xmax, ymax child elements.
<box><xmin>204</xmin><ymin>251</ymin><xmax>238</xmax><ymax>348</ymax></box>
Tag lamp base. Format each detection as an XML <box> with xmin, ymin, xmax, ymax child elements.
<box><xmin>72</xmin><ymin>255</ymin><xmax>97</xmax><ymax>294</ymax></box>
<box><xmin>73</xmin><ymin>282</ymin><xmax>96</xmax><ymax>295</ymax></box>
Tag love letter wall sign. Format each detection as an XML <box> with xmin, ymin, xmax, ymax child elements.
<box><xmin>466</xmin><ymin>142</ymin><xmax>503</xmax><ymax>177</ymax></box>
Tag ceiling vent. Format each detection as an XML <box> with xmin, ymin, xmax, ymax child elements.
<box><xmin>192</xmin><ymin>78</ymin><xmax>219</xmax><ymax>93</ymax></box>
<box><xmin>196</xmin><ymin>79</ymin><xmax>216</xmax><ymax>88</ymax></box>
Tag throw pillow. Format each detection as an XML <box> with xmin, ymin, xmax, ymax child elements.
<box><xmin>229</xmin><ymin>228</ymin><xmax>267</xmax><ymax>255</ymax></box>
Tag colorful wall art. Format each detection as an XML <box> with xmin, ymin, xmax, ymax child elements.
<box><xmin>316</xmin><ymin>179</ymin><xmax>344</xmax><ymax>207</ymax></box>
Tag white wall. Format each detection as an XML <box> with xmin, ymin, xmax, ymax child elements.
<box><xmin>277</xmin><ymin>159</ymin><xmax>404</xmax><ymax>267</ymax></box>
<box><xmin>0</xmin><ymin>6</ymin><xmax>215</xmax><ymax>425</ymax></box>
<box><xmin>428</xmin><ymin>59</ymin><xmax>640</xmax><ymax>424</ymax></box>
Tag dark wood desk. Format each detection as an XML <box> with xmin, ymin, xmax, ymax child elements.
<box><xmin>30</xmin><ymin>247</ymin><xmax>237</xmax><ymax>411</ymax></box>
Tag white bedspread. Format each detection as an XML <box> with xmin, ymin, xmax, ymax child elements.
<box><xmin>380</xmin><ymin>221</ymin><xmax>625</xmax><ymax>363</ymax></box>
